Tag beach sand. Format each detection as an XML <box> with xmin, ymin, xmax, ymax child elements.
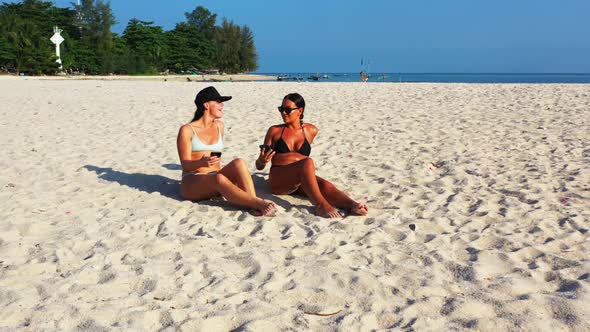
<box><xmin>0</xmin><ymin>77</ymin><xmax>588</xmax><ymax>331</ymax></box>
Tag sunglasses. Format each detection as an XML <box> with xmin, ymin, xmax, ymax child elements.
<box><xmin>277</xmin><ymin>106</ymin><xmax>299</xmax><ymax>115</ymax></box>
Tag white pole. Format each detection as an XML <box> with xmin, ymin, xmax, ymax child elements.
<box><xmin>50</xmin><ymin>27</ymin><xmax>64</xmax><ymax>71</ymax></box>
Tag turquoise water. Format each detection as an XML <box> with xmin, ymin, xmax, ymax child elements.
<box><xmin>260</xmin><ymin>73</ymin><xmax>590</xmax><ymax>83</ymax></box>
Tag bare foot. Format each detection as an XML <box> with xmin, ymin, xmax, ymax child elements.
<box><xmin>315</xmin><ymin>202</ymin><xmax>342</xmax><ymax>218</ymax></box>
<box><xmin>261</xmin><ymin>201</ymin><xmax>277</xmax><ymax>216</ymax></box>
<box><xmin>250</xmin><ymin>200</ymin><xmax>277</xmax><ymax>217</ymax></box>
<box><xmin>350</xmin><ymin>202</ymin><xmax>368</xmax><ymax>216</ymax></box>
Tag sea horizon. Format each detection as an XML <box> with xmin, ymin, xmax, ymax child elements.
<box><xmin>255</xmin><ymin>72</ymin><xmax>590</xmax><ymax>83</ymax></box>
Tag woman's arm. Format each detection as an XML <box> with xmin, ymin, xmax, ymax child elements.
<box><xmin>255</xmin><ymin>127</ymin><xmax>276</xmax><ymax>170</ymax></box>
<box><xmin>177</xmin><ymin>125</ymin><xmax>205</xmax><ymax>172</ymax></box>
<box><xmin>304</xmin><ymin>123</ymin><xmax>319</xmax><ymax>144</ymax></box>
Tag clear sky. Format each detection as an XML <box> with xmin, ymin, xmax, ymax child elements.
<box><xmin>48</xmin><ymin>0</ymin><xmax>590</xmax><ymax>73</ymax></box>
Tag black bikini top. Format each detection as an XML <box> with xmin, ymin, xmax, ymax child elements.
<box><xmin>274</xmin><ymin>126</ymin><xmax>311</xmax><ymax>156</ymax></box>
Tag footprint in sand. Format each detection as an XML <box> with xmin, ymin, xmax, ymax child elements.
<box><xmin>134</xmin><ymin>278</ymin><xmax>157</xmax><ymax>296</ymax></box>
<box><xmin>224</xmin><ymin>254</ymin><xmax>261</xmax><ymax>280</ymax></box>
<box><xmin>98</xmin><ymin>270</ymin><xmax>116</xmax><ymax>284</ymax></box>
<box><xmin>280</xmin><ymin>225</ymin><xmax>292</xmax><ymax>240</ymax></box>
<box><xmin>549</xmin><ymin>298</ymin><xmax>580</xmax><ymax>328</ymax></box>
<box><xmin>248</xmin><ymin>221</ymin><xmax>264</xmax><ymax>236</ymax></box>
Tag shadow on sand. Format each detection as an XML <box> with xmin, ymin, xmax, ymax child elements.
<box><xmin>162</xmin><ymin>163</ymin><xmax>182</xmax><ymax>171</ymax></box>
<box><xmin>83</xmin><ymin>165</ymin><xmax>313</xmax><ymax>213</ymax></box>
<box><xmin>83</xmin><ymin>165</ymin><xmax>182</xmax><ymax>200</ymax></box>
<box><xmin>252</xmin><ymin>173</ymin><xmax>312</xmax><ymax>213</ymax></box>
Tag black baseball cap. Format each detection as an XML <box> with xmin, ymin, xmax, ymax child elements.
<box><xmin>194</xmin><ymin>86</ymin><xmax>232</xmax><ymax>107</ymax></box>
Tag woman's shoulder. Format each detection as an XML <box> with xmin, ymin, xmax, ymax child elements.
<box><xmin>302</xmin><ymin>122</ymin><xmax>317</xmax><ymax>129</ymax></box>
<box><xmin>267</xmin><ymin>124</ymin><xmax>285</xmax><ymax>132</ymax></box>
<box><xmin>178</xmin><ymin>123</ymin><xmax>195</xmax><ymax>141</ymax></box>
<box><xmin>179</xmin><ymin>123</ymin><xmax>194</xmax><ymax>133</ymax></box>
<box><xmin>302</xmin><ymin>122</ymin><xmax>318</xmax><ymax>133</ymax></box>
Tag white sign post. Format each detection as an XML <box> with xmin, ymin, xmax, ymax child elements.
<box><xmin>50</xmin><ymin>27</ymin><xmax>64</xmax><ymax>70</ymax></box>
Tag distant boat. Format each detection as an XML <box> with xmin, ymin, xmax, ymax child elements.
<box><xmin>277</xmin><ymin>74</ymin><xmax>303</xmax><ymax>82</ymax></box>
<box><xmin>322</xmin><ymin>74</ymin><xmax>329</xmax><ymax>79</ymax></box>
<box><xmin>360</xmin><ymin>58</ymin><xmax>370</xmax><ymax>82</ymax></box>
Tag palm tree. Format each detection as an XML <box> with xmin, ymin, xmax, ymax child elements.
<box><xmin>2</xmin><ymin>14</ymin><xmax>36</xmax><ymax>74</ymax></box>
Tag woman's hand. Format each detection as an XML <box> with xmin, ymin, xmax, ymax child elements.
<box><xmin>199</xmin><ymin>155</ymin><xmax>221</xmax><ymax>168</ymax></box>
<box><xmin>258</xmin><ymin>146</ymin><xmax>275</xmax><ymax>164</ymax></box>
<box><xmin>256</xmin><ymin>145</ymin><xmax>275</xmax><ymax>170</ymax></box>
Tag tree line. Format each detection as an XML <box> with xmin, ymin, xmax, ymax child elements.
<box><xmin>0</xmin><ymin>0</ymin><xmax>258</xmax><ymax>75</ymax></box>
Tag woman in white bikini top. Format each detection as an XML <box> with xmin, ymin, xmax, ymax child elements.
<box><xmin>176</xmin><ymin>86</ymin><xmax>276</xmax><ymax>216</ymax></box>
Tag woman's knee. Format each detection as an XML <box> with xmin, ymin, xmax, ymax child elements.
<box><xmin>301</xmin><ymin>158</ymin><xmax>315</xmax><ymax>171</ymax></box>
<box><xmin>213</xmin><ymin>172</ymin><xmax>229</xmax><ymax>186</ymax></box>
<box><xmin>318</xmin><ymin>178</ymin><xmax>335</xmax><ymax>191</ymax></box>
<box><xmin>230</xmin><ymin>158</ymin><xmax>248</xmax><ymax>170</ymax></box>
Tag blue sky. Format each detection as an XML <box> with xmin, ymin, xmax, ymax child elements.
<box><xmin>48</xmin><ymin>0</ymin><xmax>590</xmax><ymax>73</ymax></box>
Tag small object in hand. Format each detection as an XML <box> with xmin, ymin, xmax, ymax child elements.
<box><xmin>210</xmin><ymin>151</ymin><xmax>222</xmax><ymax>157</ymax></box>
<box><xmin>409</xmin><ymin>224</ymin><xmax>416</xmax><ymax>231</ymax></box>
<box><xmin>259</xmin><ymin>144</ymin><xmax>271</xmax><ymax>152</ymax></box>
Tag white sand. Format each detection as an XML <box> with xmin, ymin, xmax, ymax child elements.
<box><xmin>0</xmin><ymin>77</ymin><xmax>589</xmax><ymax>331</ymax></box>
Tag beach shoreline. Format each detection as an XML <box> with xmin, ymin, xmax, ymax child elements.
<box><xmin>0</xmin><ymin>73</ymin><xmax>276</xmax><ymax>82</ymax></box>
<box><xmin>0</xmin><ymin>79</ymin><xmax>588</xmax><ymax>330</ymax></box>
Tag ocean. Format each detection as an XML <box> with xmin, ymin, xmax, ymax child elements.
<box><xmin>258</xmin><ymin>73</ymin><xmax>590</xmax><ymax>83</ymax></box>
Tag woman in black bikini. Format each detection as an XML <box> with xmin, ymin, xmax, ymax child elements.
<box><xmin>255</xmin><ymin>93</ymin><xmax>368</xmax><ymax>218</ymax></box>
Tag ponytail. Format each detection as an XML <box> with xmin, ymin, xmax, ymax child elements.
<box><xmin>191</xmin><ymin>101</ymin><xmax>205</xmax><ymax>122</ymax></box>
<box><xmin>283</xmin><ymin>92</ymin><xmax>306</xmax><ymax>126</ymax></box>
<box><xmin>191</xmin><ymin>108</ymin><xmax>204</xmax><ymax>122</ymax></box>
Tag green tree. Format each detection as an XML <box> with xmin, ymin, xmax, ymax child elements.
<box><xmin>0</xmin><ymin>2</ymin><xmax>258</xmax><ymax>75</ymax></box>
<box><xmin>0</xmin><ymin>1</ymin><xmax>62</xmax><ymax>74</ymax></box>
<box><xmin>214</xmin><ymin>19</ymin><xmax>240</xmax><ymax>73</ymax></box>
<box><xmin>0</xmin><ymin>34</ymin><xmax>15</xmax><ymax>71</ymax></box>
<box><xmin>3</xmin><ymin>15</ymin><xmax>36</xmax><ymax>74</ymax></box>
<box><xmin>185</xmin><ymin>6</ymin><xmax>217</xmax><ymax>38</ymax></box>
<box><xmin>74</xmin><ymin>0</ymin><xmax>115</xmax><ymax>74</ymax></box>
<box><xmin>214</xmin><ymin>18</ymin><xmax>258</xmax><ymax>74</ymax></box>
<box><xmin>164</xmin><ymin>22</ymin><xmax>215</xmax><ymax>72</ymax></box>
<box><xmin>110</xmin><ymin>33</ymin><xmax>129</xmax><ymax>74</ymax></box>
<box><xmin>238</xmin><ymin>25</ymin><xmax>258</xmax><ymax>72</ymax></box>
<box><xmin>122</xmin><ymin>18</ymin><xmax>166</xmax><ymax>74</ymax></box>
<box><xmin>0</xmin><ymin>9</ymin><xmax>18</xmax><ymax>71</ymax></box>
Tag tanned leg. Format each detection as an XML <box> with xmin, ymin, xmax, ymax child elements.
<box><xmin>316</xmin><ymin>176</ymin><xmax>368</xmax><ymax>215</ymax></box>
<box><xmin>219</xmin><ymin>158</ymin><xmax>275</xmax><ymax>215</ymax></box>
<box><xmin>181</xmin><ymin>173</ymin><xmax>275</xmax><ymax>216</ymax></box>
<box><xmin>219</xmin><ymin>159</ymin><xmax>257</xmax><ymax>196</ymax></box>
<box><xmin>270</xmin><ymin>158</ymin><xmax>341</xmax><ymax>218</ymax></box>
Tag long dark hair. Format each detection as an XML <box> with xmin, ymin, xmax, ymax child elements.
<box><xmin>191</xmin><ymin>100</ymin><xmax>205</xmax><ymax>122</ymax></box>
<box><xmin>284</xmin><ymin>93</ymin><xmax>305</xmax><ymax>123</ymax></box>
